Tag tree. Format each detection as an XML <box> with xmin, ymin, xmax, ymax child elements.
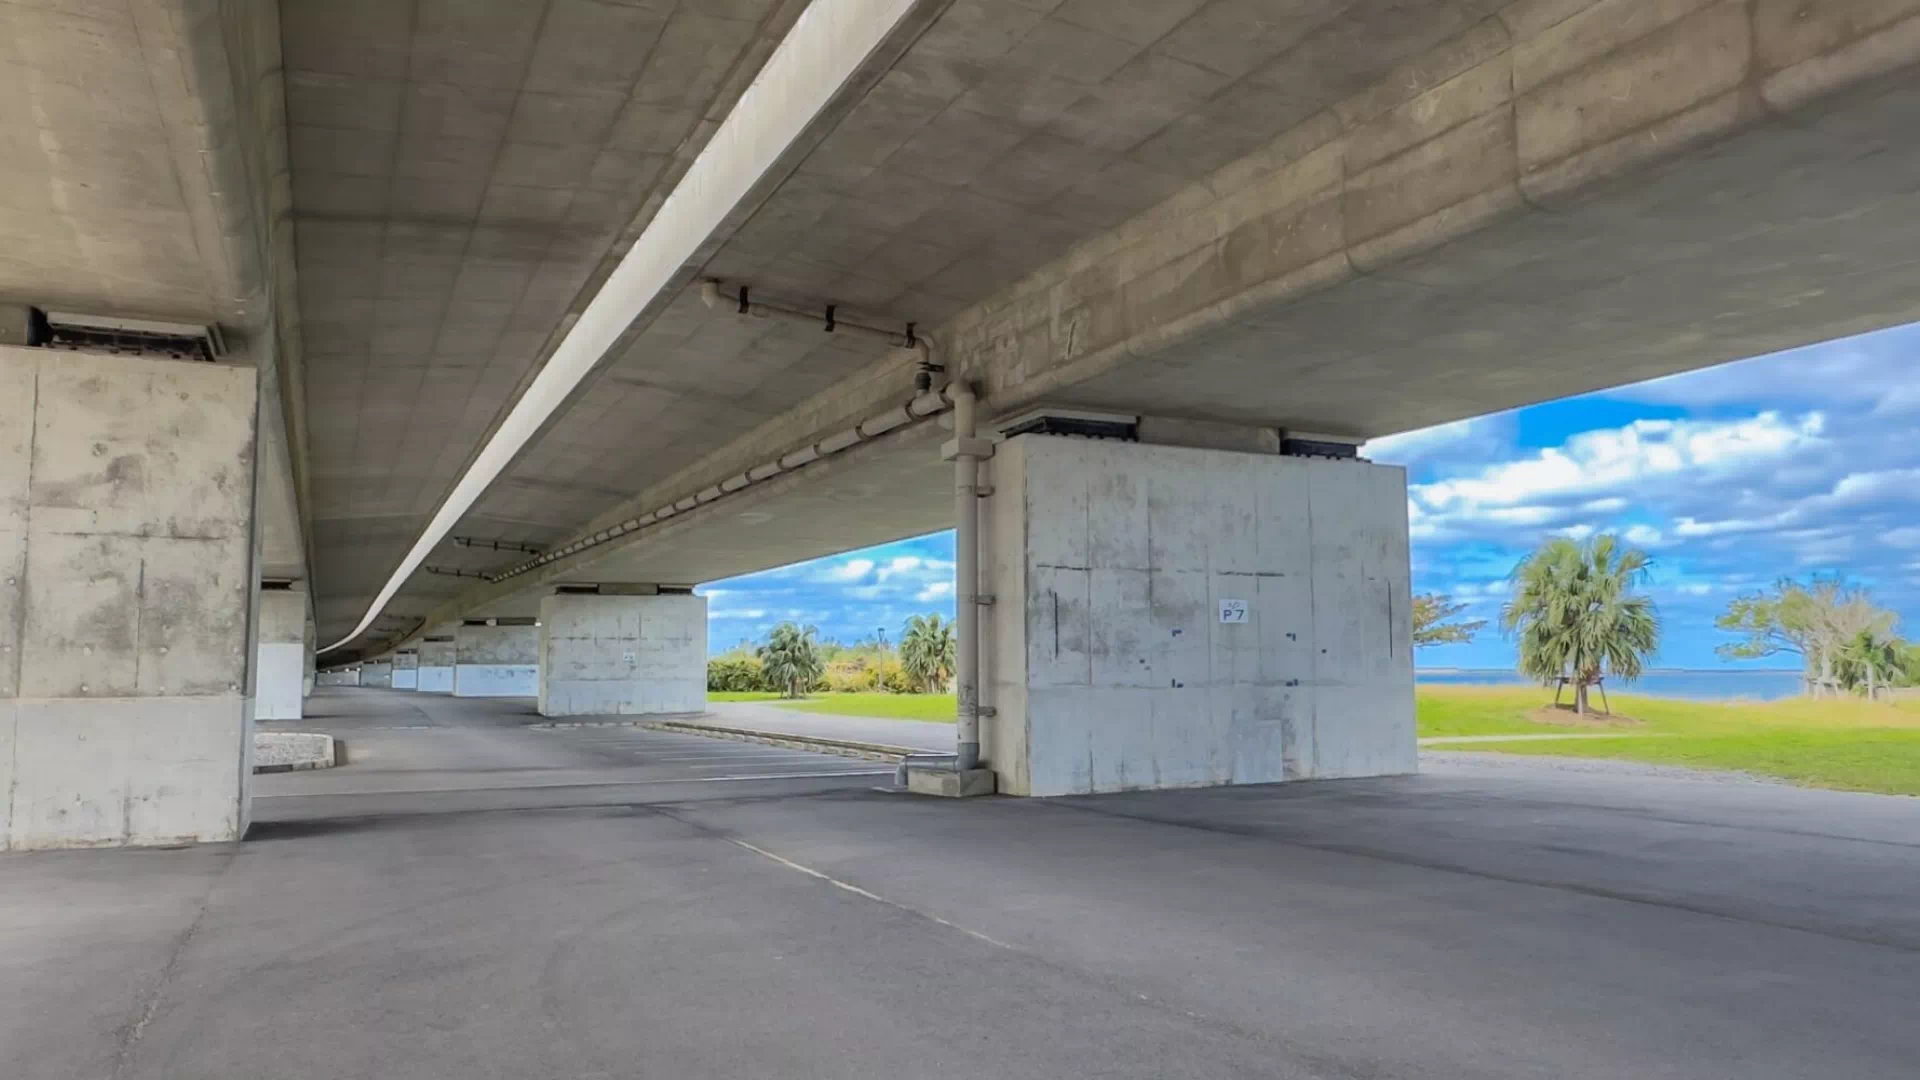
<box><xmin>1717</xmin><ymin>578</ymin><xmax>1898</xmax><ymax>697</ymax></box>
<box><xmin>1501</xmin><ymin>534</ymin><xmax>1660</xmax><ymax>715</ymax></box>
<box><xmin>1412</xmin><ymin>594</ymin><xmax>1486</xmax><ymax>647</ymax></box>
<box><xmin>900</xmin><ymin>613</ymin><xmax>957</xmax><ymax>692</ymax></box>
<box><xmin>756</xmin><ymin>622</ymin><xmax>824</xmax><ymax>698</ymax></box>
<box><xmin>1839</xmin><ymin>629</ymin><xmax>1904</xmax><ymax>701</ymax></box>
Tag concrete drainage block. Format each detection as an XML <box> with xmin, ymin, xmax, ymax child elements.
<box><xmin>253</xmin><ymin>732</ymin><xmax>345</xmax><ymax>773</ymax></box>
<box><xmin>905</xmin><ymin>766</ymin><xmax>996</xmax><ymax>798</ymax></box>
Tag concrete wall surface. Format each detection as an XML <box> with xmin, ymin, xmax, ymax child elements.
<box><xmin>416</xmin><ymin>639</ymin><xmax>455</xmax><ymax>692</ymax></box>
<box><xmin>538</xmin><ymin>594</ymin><xmax>706</xmax><ymax>717</ymax></box>
<box><xmin>981</xmin><ymin>435</ymin><xmax>1415</xmax><ymax>797</ymax></box>
<box><xmin>0</xmin><ymin>347</ymin><xmax>259</xmax><ymax>849</ymax></box>
<box><xmin>392</xmin><ymin>651</ymin><xmax>419</xmax><ymax>690</ymax></box>
<box><xmin>454</xmin><ymin>625</ymin><xmax>538</xmax><ymax>697</ymax></box>
<box><xmin>255</xmin><ymin>590</ymin><xmax>306</xmax><ymax>721</ymax></box>
<box><xmin>315</xmin><ymin>669</ymin><xmax>359</xmax><ymax>687</ymax></box>
<box><xmin>361</xmin><ymin>661</ymin><xmax>393</xmax><ymax>689</ymax></box>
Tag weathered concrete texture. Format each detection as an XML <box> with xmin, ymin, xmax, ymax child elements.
<box><xmin>391</xmin><ymin>650</ymin><xmax>418</xmax><ymax>690</ymax></box>
<box><xmin>982</xmin><ymin>435</ymin><xmax>1414</xmax><ymax>797</ymax></box>
<box><xmin>0</xmin><ymin>346</ymin><xmax>259</xmax><ymax>849</ymax></box>
<box><xmin>945</xmin><ymin>0</ymin><xmax>1920</xmax><ymax>437</ymax></box>
<box><xmin>360</xmin><ymin>660</ymin><xmax>393</xmax><ymax>690</ymax></box>
<box><xmin>454</xmin><ymin>624</ymin><xmax>538</xmax><ymax>698</ymax></box>
<box><xmin>255</xmin><ymin>589</ymin><xmax>307</xmax><ymax>721</ymax></box>
<box><xmin>416</xmin><ymin>639</ymin><xmax>455</xmax><ymax>693</ymax></box>
<box><xmin>252</xmin><ymin>731</ymin><xmax>336</xmax><ymax>771</ymax></box>
<box><xmin>315</xmin><ymin>669</ymin><xmax>359</xmax><ymax>687</ymax></box>
<box><xmin>537</xmin><ymin>593</ymin><xmax>705</xmax><ymax>717</ymax></box>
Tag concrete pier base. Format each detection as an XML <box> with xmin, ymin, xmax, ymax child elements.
<box><xmin>0</xmin><ymin>346</ymin><xmax>259</xmax><ymax>849</ymax></box>
<box><xmin>361</xmin><ymin>659</ymin><xmax>394</xmax><ymax>689</ymax></box>
<box><xmin>538</xmin><ymin>592</ymin><xmax>706</xmax><ymax>717</ymax></box>
<box><xmin>906</xmin><ymin>766</ymin><xmax>996</xmax><ymax>798</ymax></box>
<box><xmin>979</xmin><ymin>435</ymin><xmax>1416</xmax><ymax>797</ymax></box>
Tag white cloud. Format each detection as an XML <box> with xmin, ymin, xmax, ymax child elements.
<box><xmin>1407</xmin><ymin>412</ymin><xmax>1825</xmax><ymax>544</ymax></box>
<box><xmin>821</xmin><ymin>558</ymin><xmax>874</xmax><ymax>583</ymax></box>
<box><xmin>1623</xmin><ymin>524</ymin><xmax>1665</xmax><ymax>546</ymax></box>
<box><xmin>1884</xmin><ymin>527</ymin><xmax>1920</xmax><ymax>549</ymax></box>
<box><xmin>917</xmin><ymin>581</ymin><xmax>953</xmax><ymax>602</ymax></box>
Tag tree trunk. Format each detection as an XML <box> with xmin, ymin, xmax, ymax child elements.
<box><xmin>1575</xmin><ymin>681</ymin><xmax>1588</xmax><ymax>716</ymax></box>
<box><xmin>1867</xmin><ymin>660</ymin><xmax>1877</xmax><ymax>702</ymax></box>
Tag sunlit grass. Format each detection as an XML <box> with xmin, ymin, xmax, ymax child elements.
<box><xmin>709</xmin><ymin>690</ymin><xmax>957</xmax><ymax>721</ymax></box>
<box><xmin>1420</xmin><ymin>685</ymin><xmax>1920</xmax><ymax>795</ymax></box>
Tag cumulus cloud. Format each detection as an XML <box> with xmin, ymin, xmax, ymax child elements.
<box><xmin>1406</xmin><ymin>412</ymin><xmax>1826</xmax><ymax>543</ymax></box>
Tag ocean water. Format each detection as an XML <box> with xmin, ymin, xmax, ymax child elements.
<box><xmin>1416</xmin><ymin>668</ymin><xmax>1805</xmax><ymax>702</ymax></box>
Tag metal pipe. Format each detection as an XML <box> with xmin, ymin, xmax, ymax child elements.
<box><xmin>952</xmin><ymin>383</ymin><xmax>982</xmax><ymax>772</ymax></box>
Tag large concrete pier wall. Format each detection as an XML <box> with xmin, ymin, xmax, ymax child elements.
<box><xmin>981</xmin><ymin>435</ymin><xmax>1414</xmax><ymax>797</ymax></box>
<box><xmin>454</xmin><ymin>624</ymin><xmax>539</xmax><ymax>697</ymax></box>
<box><xmin>538</xmin><ymin>593</ymin><xmax>706</xmax><ymax>717</ymax></box>
<box><xmin>0</xmin><ymin>347</ymin><xmax>259</xmax><ymax>849</ymax></box>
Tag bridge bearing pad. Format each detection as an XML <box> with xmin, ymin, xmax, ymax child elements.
<box><xmin>906</xmin><ymin>766</ymin><xmax>996</xmax><ymax>798</ymax></box>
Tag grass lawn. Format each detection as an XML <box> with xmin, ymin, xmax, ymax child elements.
<box><xmin>709</xmin><ymin>690</ymin><xmax>958</xmax><ymax>722</ymax></box>
<box><xmin>1419</xmin><ymin>685</ymin><xmax>1920</xmax><ymax>796</ymax></box>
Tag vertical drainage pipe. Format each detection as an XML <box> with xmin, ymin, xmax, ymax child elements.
<box><xmin>952</xmin><ymin>384</ymin><xmax>982</xmax><ymax>771</ymax></box>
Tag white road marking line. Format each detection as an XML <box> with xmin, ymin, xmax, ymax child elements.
<box><xmin>727</xmin><ymin>839</ymin><xmax>1018</xmax><ymax>952</ymax></box>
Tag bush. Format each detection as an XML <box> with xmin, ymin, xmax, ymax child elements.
<box><xmin>820</xmin><ymin>652</ymin><xmax>917</xmax><ymax>694</ymax></box>
<box><xmin>707</xmin><ymin>655</ymin><xmax>770</xmax><ymax>693</ymax></box>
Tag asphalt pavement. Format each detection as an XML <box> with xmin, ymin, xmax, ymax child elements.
<box><xmin>5</xmin><ymin>687</ymin><xmax>1918</xmax><ymax>1079</ymax></box>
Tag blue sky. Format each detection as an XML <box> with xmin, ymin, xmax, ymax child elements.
<box><xmin>702</xmin><ymin>323</ymin><xmax>1920</xmax><ymax>668</ymax></box>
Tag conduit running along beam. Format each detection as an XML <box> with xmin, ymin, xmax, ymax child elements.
<box><xmin>320</xmin><ymin>0</ymin><xmax>932</xmax><ymax>655</ymax></box>
<box><xmin>491</xmin><ymin>385</ymin><xmax>958</xmax><ymax>582</ymax></box>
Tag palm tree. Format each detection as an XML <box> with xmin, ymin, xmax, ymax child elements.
<box><xmin>1501</xmin><ymin>535</ymin><xmax>1660</xmax><ymax>716</ymax></box>
<box><xmin>757</xmin><ymin>622</ymin><xmax>824</xmax><ymax>698</ymax></box>
<box><xmin>1840</xmin><ymin>629</ymin><xmax>1904</xmax><ymax>701</ymax></box>
<box><xmin>900</xmin><ymin>613</ymin><xmax>956</xmax><ymax>693</ymax></box>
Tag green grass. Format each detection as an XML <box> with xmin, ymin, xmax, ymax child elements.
<box><xmin>708</xmin><ymin>690</ymin><xmax>958</xmax><ymax>721</ymax></box>
<box><xmin>1418</xmin><ymin>685</ymin><xmax>1920</xmax><ymax>796</ymax></box>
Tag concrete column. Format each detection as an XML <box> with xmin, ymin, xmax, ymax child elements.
<box><xmin>453</xmin><ymin>624</ymin><xmax>538</xmax><ymax>697</ymax></box>
<box><xmin>302</xmin><ymin>615</ymin><xmax>316</xmax><ymax>699</ymax></box>
<box><xmin>0</xmin><ymin>346</ymin><xmax>259</xmax><ymax>849</ymax></box>
<box><xmin>392</xmin><ymin>650</ymin><xmax>419</xmax><ymax>689</ymax></box>
<box><xmin>538</xmin><ymin>592</ymin><xmax>706</xmax><ymax>717</ymax></box>
<box><xmin>361</xmin><ymin>659</ymin><xmax>393</xmax><ymax>688</ymax></box>
<box><xmin>978</xmin><ymin>435</ymin><xmax>1415</xmax><ymax>797</ymax></box>
<box><xmin>416</xmin><ymin>638</ymin><xmax>455</xmax><ymax>692</ymax></box>
<box><xmin>254</xmin><ymin>589</ymin><xmax>307</xmax><ymax>721</ymax></box>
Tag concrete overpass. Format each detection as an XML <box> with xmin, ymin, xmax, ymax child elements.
<box><xmin>3</xmin><ymin>0</ymin><xmax>1919</xmax><ymax>845</ymax></box>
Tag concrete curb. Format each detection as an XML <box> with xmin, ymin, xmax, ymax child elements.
<box><xmin>253</xmin><ymin>732</ymin><xmax>345</xmax><ymax>773</ymax></box>
<box><xmin>641</xmin><ymin>719</ymin><xmax>927</xmax><ymax>763</ymax></box>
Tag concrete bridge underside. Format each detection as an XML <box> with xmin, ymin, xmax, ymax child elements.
<box><xmin>3</xmin><ymin>0</ymin><xmax>1920</xmax><ymax>842</ymax></box>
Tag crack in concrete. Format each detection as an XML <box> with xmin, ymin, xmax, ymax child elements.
<box><xmin>110</xmin><ymin>848</ymin><xmax>237</xmax><ymax>1079</ymax></box>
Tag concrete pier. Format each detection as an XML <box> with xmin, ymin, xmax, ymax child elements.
<box><xmin>0</xmin><ymin>346</ymin><xmax>259</xmax><ymax>850</ymax></box>
<box><xmin>392</xmin><ymin>650</ymin><xmax>419</xmax><ymax>690</ymax></box>
<box><xmin>537</xmin><ymin>592</ymin><xmax>706</xmax><ymax>717</ymax></box>
<box><xmin>980</xmin><ymin>435</ymin><xmax>1415</xmax><ymax>796</ymax></box>
<box><xmin>255</xmin><ymin>589</ymin><xmax>308</xmax><ymax>721</ymax></box>
<box><xmin>416</xmin><ymin>638</ymin><xmax>455</xmax><ymax>693</ymax></box>
<box><xmin>361</xmin><ymin>660</ymin><xmax>393</xmax><ymax>689</ymax></box>
<box><xmin>453</xmin><ymin>624</ymin><xmax>538</xmax><ymax>698</ymax></box>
